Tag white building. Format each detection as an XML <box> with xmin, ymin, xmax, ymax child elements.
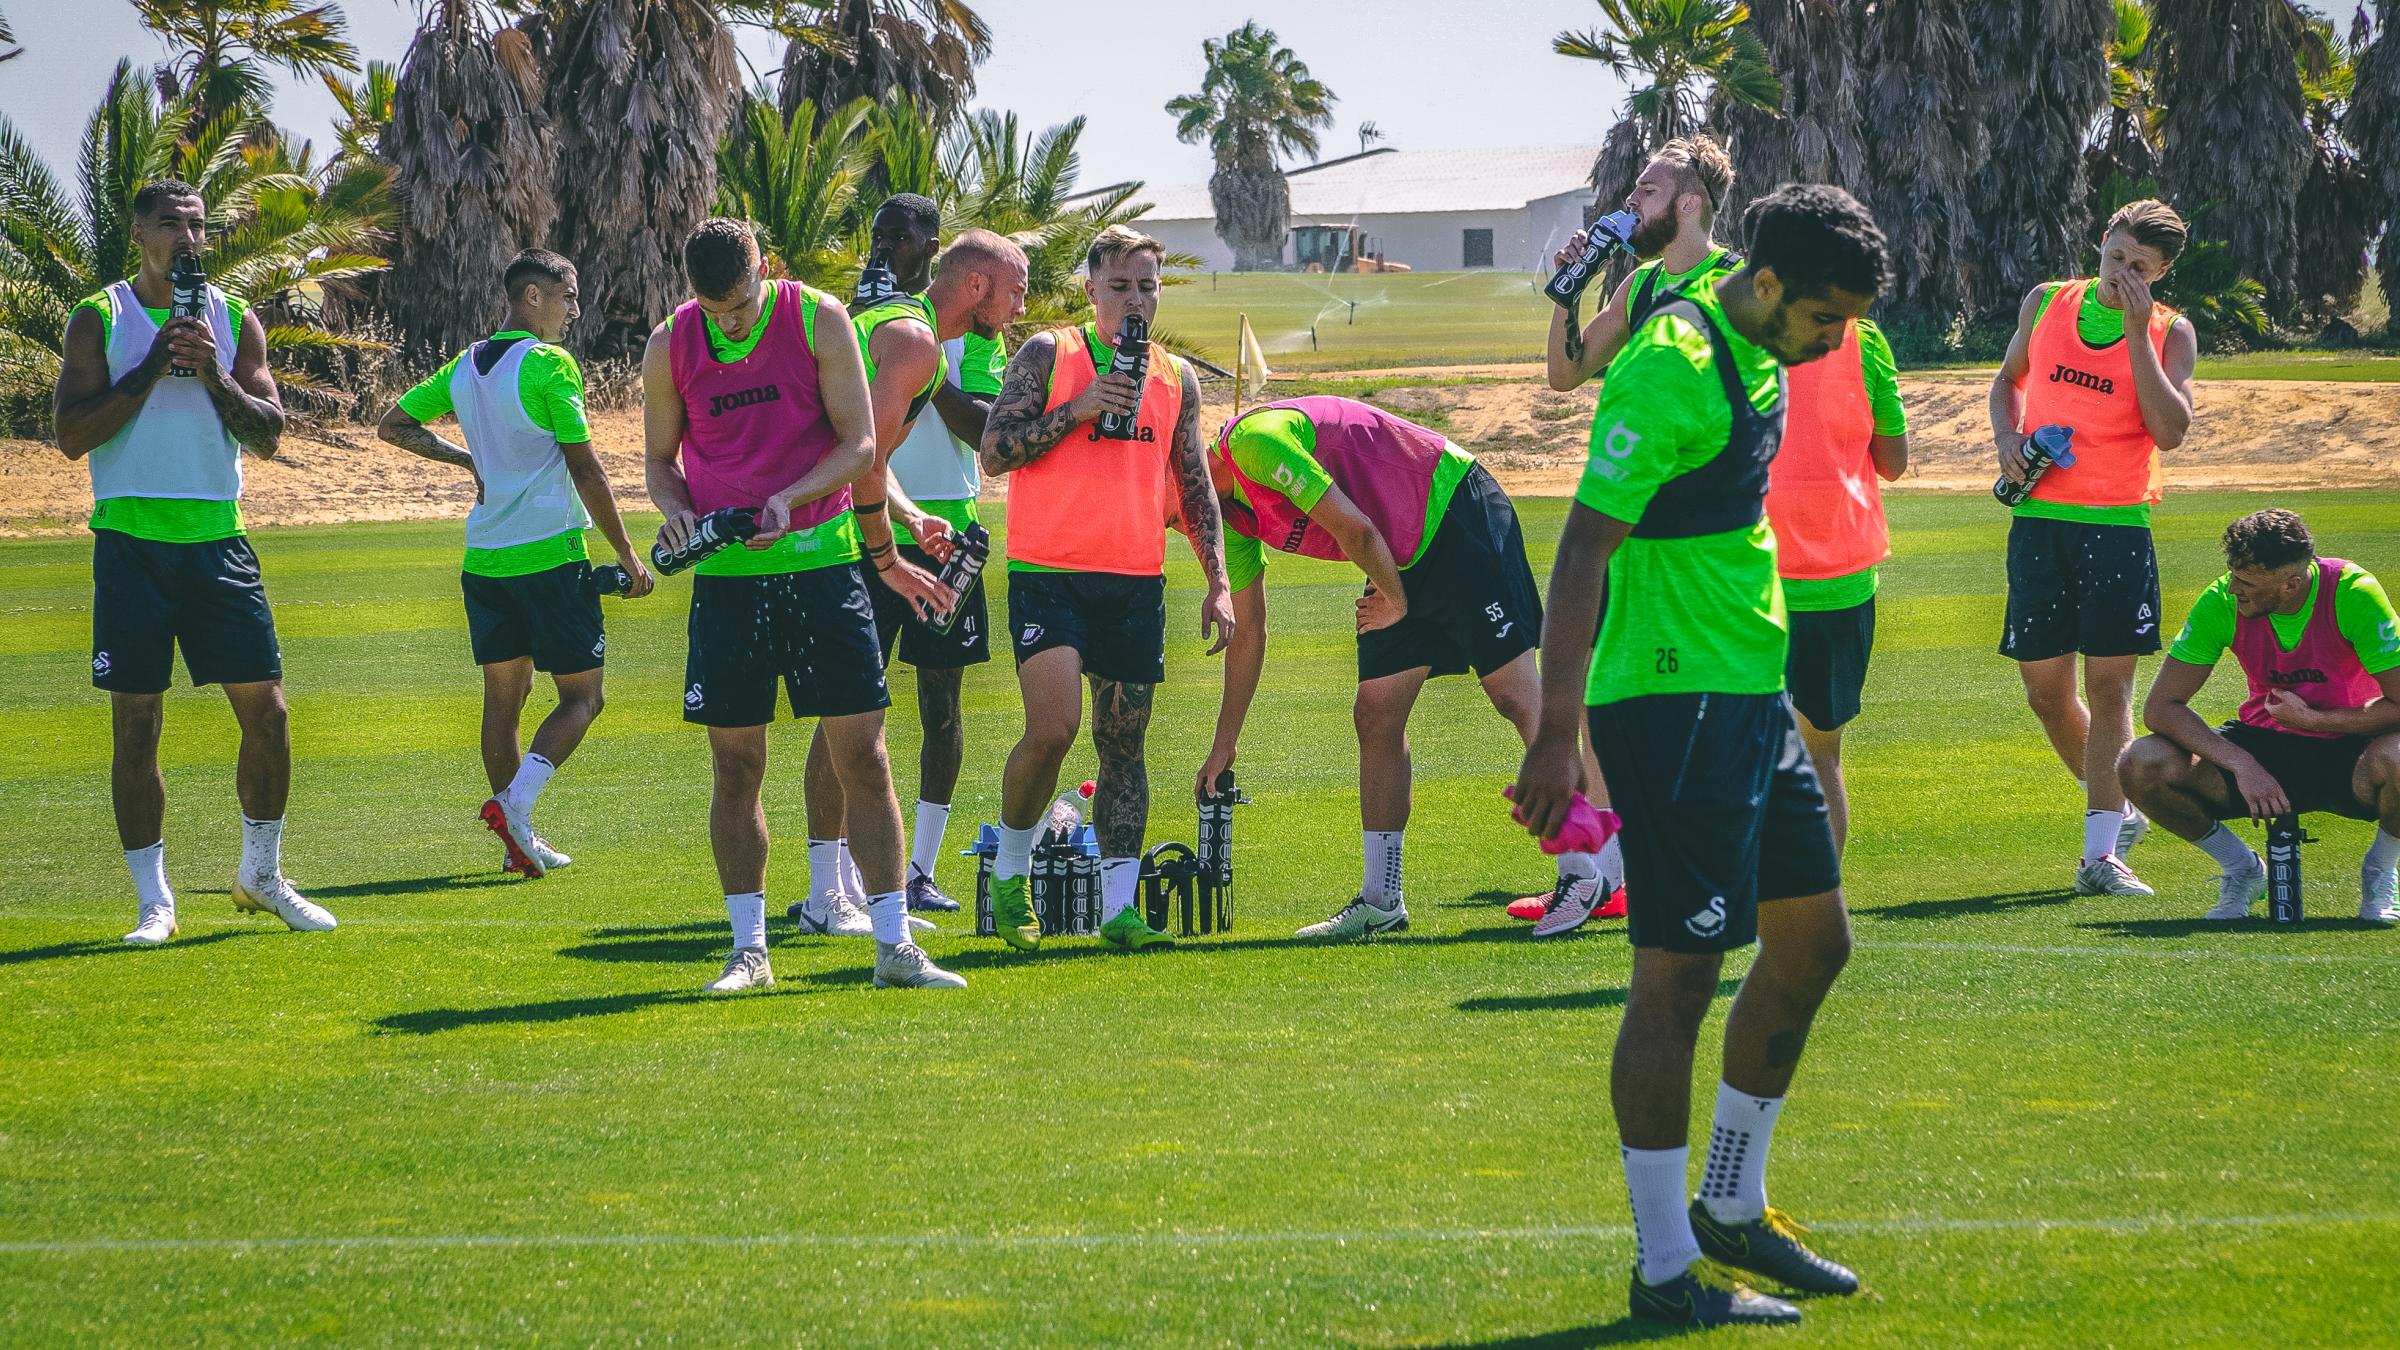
<box><xmin>1085</xmin><ymin>145</ymin><xmax>1606</xmax><ymax>274</ymax></box>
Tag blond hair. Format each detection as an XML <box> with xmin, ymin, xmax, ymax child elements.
<box><xmin>1653</xmin><ymin>135</ymin><xmax>1734</xmax><ymax>220</ymax></box>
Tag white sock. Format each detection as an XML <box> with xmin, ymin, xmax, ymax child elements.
<box><xmin>1622</xmin><ymin>1145</ymin><xmax>1702</xmax><ymax>1285</ymax></box>
<box><xmin>2195</xmin><ymin>823</ymin><xmax>2259</xmax><ymax>871</ymax></box>
<box><xmin>725</xmin><ymin>891</ymin><xmax>767</xmax><ymax>951</ymax></box>
<box><xmin>995</xmin><ymin>821</ymin><xmax>1038</xmax><ymax>881</ymax></box>
<box><xmin>1363</xmin><ymin>830</ymin><xmax>1404</xmax><ymax>906</ymax></box>
<box><xmin>866</xmin><ymin>889</ymin><xmax>909</xmax><ymax>944</ymax></box>
<box><xmin>837</xmin><ymin>838</ymin><xmax>865</xmax><ymax>899</ymax></box>
<box><xmin>240</xmin><ymin>815</ymin><xmax>283</xmax><ymax>884</ymax></box>
<box><xmin>1698</xmin><ymin>1082</ymin><xmax>1784</xmax><ymax>1224</ymax></box>
<box><xmin>1556</xmin><ymin>849</ymin><xmax>1601</xmax><ymax>881</ymax></box>
<box><xmin>2082</xmin><ymin>809</ymin><xmax>2123</xmax><ymax>862</ymax></box>
<box><xmin>806</xmin><ymin>839</ymin><xmax>843</xmax><ymax>902</ymax></box>
<box><xmin>2366</xmin><ymin>829</ymin><xmax>2400</xmax><ymax>872</ymax></box>
<box><xmin>1100</xmin><ymin>856</ymin><xmax>1140</xmax><ymax>921</ymax></box>
<box><xmin>502</xmin><ymin>752</ymin><xmax>556</xmax><ymax>814</ymax></box>
<box><xmin>910</xmin><ymin>799</ymin><xmax>951</xmax><ymax>880</ymax></box>
<box><xmin>125</xmin><ymin>842</ymin><xmax>172</xmax><ymax>909</ymax></box>
<box><xmin>1596</xmin><ymin>833</ymin><xmax>1624</xmax><ymax>884</ymax></box>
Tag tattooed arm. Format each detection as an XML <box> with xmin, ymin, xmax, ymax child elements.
<box><xmin>204</xmin><ymin>307</ymin><xmax>286</xmax><ymax>457</ymax></box>
<box><xmin>979</xmin><ymin>331</ymin><xmax>1134</xmax><ymax>474</ymax></box>
<box><xmin>1170</xmin><ymin>359</ymin><xmax>1235</xmax><ymax>656</ymax></box>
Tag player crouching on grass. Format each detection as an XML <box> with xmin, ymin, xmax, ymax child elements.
<box><xmin>378</xmin><ymin>249</ymin><xmax>656</xmax><ymax>878</ymax></box>
<box><xmin>1513</xmin><ymin>185</ymin><xmax>1888</xmax><ymax>1329</ymax></box>
<box><xmin>643</xmin><ymin>217</ymin><xmax>964</xmax><ymax>993</ymax></box>
<box><xmin>1188</xmin><ymin>394</ymin><xmax>1621</xmax><ymax>939</ymax></box>
<box><xmin>2120</xmin><ymin>510</ymin><xmax>2400</xmax><ymax>923</ymax></box>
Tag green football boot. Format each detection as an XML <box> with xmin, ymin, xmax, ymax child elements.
<box><xmin>1627</xmin><ymin>1259</ymin><xmax>1801</xmax><ymax>1328</ymax></box>
<box><xmin>1098</xmin><ymin>905</ymin><xmax>1174</xmax><ymax>951</ymax></box>
<box><xmin>989</xmin><ymin>874</ymin><xmax>1041</xmax><ymax>951</ymax></box>
<box><xmin>1689</xmin><ymin>1202</ymin><xmax>1860</xmax><ymax>1296</ymax></box>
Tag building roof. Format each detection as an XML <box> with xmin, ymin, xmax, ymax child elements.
<box><xmin>1092</xmin><ymin>145</ymin><xmax>1604</xmax><ymax>223</ymax></box>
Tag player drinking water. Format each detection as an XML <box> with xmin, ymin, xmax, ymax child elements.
<box><xmin>378</xmin><ymin>249</ymin><xmax>656</xmax><ymax>879</ymax></box>
<box><xmin>978</xmin><ymin>225</ymin><xmax>1235</xmax><ymax>952</ymax></box>
<box><xmin>1989</xmin><ymin>199</ymin><xmax>2199</xmax><ymax>899</ymax></box>
<box><xmin>1513</xmin><ymin>185</ymin><xmax>1889</xmax><ymax>1329</ymax></box>
<box><xmin>1764</xmin><ymin>316</ymin><xmax>1909</xmax><ymax>852</ymax></box>
<box><xmin>2119</xmin><ymin>510</ymin><xmax>2400</xmax><ymax>923</ymax></box>
<box><xmin>1187</xmin><ymin>395</ymin><xmax>1617</xmax><ymax>938</ymax></box>
<box><xmin>52</xmin><ymin>179</ymin><xmax>334</xmax><ymax>944</ymax></box>
<box><xmin>795</xmin><ymin>218</ymin><xmax>1028</xmax><ymax>934</ymax></box>
<box><xmin>642</xmin><ymin>217</ymin><xmax>964</xmax><ymax>992</ymax></box>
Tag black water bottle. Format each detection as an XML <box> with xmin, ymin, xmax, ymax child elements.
<box><xmin>1994</xmin><ymin>425</ymin><xmax>2077</xmax><ymax>508</ymax></box>
<box><xmin>929</xmin><ymin>521</ymin><xmax>991</xmax><ymax>635</ymax></box>
<box><xmin>167</xmin><ymin>251</ymin><xmax>207</xmax><ymax>377</ymax></box>
<box><xmin>854</xmin><ymin>250</ymin><xmax>900</xmax><ymax>307</ymax></box>
<box><xmin>2267</xmin><ymin>813</ymin><xmax>2310</xmax><ymax>925</ymax></box>
<box><xmin>651</xmin><ymin>506</ymin><xmax>760</xmax><ymax>575</ymax></box>
<box><xmin>588</xmin><ymin>564</ymin><xmax>634</xmax><ymax>597</ymax></box>
<box><xmin>1543</xmin><ymin>208</ymin><xmax>1641</xmax><ymax>308</ymax></box>
<box><xmin>1095</xmin><ymin>313</ymin><xmax>1149</xmax><ymax>440</ymax></box>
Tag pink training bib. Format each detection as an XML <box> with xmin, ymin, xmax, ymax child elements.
<box><xmin>2232</xmin><ymin>557</ymin><xmax>2382</xmax><ymax>740</ymax></box>
<box><xmin>1214</xmin><ymin>396</ymin><xmax>1448</xmax><ymax>564</ymax></box>
<box><xmin>668</xmin><ymin>279</ymin><xmax>849</xmax><ymax>528</ymax></box>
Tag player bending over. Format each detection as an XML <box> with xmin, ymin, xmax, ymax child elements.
<box><xmin>379</xmin><ymin>248</ymin><xmax>656</xmax><ymax>878</ymax></box>
<box><xmin>53</xmin><ymin>179</ymin><xmax>333</xmax><ymax>943</ymax></box>
<box><xmin>977</xmin><ymin>225</ymin><xmax>1235</xmax><ymax>952</ymax></box>
<box><xmin>2119</xmin><ymin>510</ymin><xmax>2400</xmax><ymax>922</ymax></box>
<box><xmin>1190</xmin><ymin>395</ymin><xmax>1621</xmax><ymax>939</ymax></box>
<box><xmin>643</xmin><ymin>218</ymin><xmax>963</xmax><ymax>992</ymax></box>
<box><xmin>1514</xmin><ymin>185</ymin><xmax>1888</xmax><ymax>1329</ymax></box>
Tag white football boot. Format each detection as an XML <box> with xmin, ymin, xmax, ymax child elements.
<box><xmin>1295</xmin><ymin>895</ymin><xmax>1409</xmax><ymax>940</ymax></box>
<box><xmin>706</xmin><ymin>947</ymin><xmax>774</xmax><ymax>992</ymax></box>
<box><xmin>122</xmin><ymin>901</ymin><xmax>178</xmax><ymax>946</ymax></box>
<box><xmin>2073</xmin><ymin>855</ymin><xmax>2154</xmax><ymax>898</ymax></box>
<box><xmin>2204</xmin><ymin>851</ymin><xmax>2268</xmax><ymax>921</ymax></box>
<box><xmin>231</xmin><ymin>873</ymin><xmax>337</xmax><ymax>931</ymax></box>
<box><xmin>872</xmin><ymin>941</ymin><xmax>967</xmax><ymax>989</ymax></box>
<box><xmin>2362</xmin><ymin>859</ymin><xmax>2399</xmax><ymax>925</ymax></box>
<box><xmin>1531</xmin><ymin>876</ymin><xmax>1606</xmax><ymax>938</ymax></box>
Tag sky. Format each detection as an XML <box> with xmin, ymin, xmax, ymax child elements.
<box><xmin>0</xmin><ymin>0</ymin><xmax>2365</xmax><ymax>200</ymax></box>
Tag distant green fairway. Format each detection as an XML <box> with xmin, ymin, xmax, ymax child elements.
<box><xmin>3</xmin><ymin>492</ymin><xmax>2398</xmax><ymax>1345</ymax></box>
<box><xmin>1162</xmin><ymin>269</ymin><xmax>2400</xmax><ymax>381</ymax></box>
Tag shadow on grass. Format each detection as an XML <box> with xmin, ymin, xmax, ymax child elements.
<box><xmin>0</xmin><ymin>929</ymin><xmax>254</xmax><ymax>966</ymax></box>
<box><xmin>188</xmin><ymin>874</ymin><xmax>522</xmax><ymax>901</ymax></box>
<box><xmin>2074</xmin><ymin>916</ymin><xmax>2390</xmax><ymax>939</ymax></box>
<box><xmin>1438</xmin><ymin>887</ymin><xmax>1541</xmax><ymax>910</ymax></box>
<box><xmin>1423</xmin><ymin>1320</ymin><xmax>1694</xmax><ymax>1348</ymax></box>
<box><xmin>372</xmin><ymin>985</ymin><xmax>810</xmax><ymax>1035</ymax></box>
<box><xmin>1862</xmin><ymin>889</ymin><xmax>2074</xmax><ymax>922</ymax></box>
<box><xmin>1456</xmin><ymin>977</ymin><xmax>1741</xmax><ymax>1015</ymax></box>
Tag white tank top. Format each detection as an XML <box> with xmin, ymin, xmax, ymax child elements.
<box><xmin>890</xmin><ymin>336</ymin><xmax>979</xmax><ymax>503</ymax></box>
<box><xmin>451</xmin><ymin>339</ymin><xmax>590</xmax><ymax>550</ymax></box>
<box><xmin>88</xmin><ymin>280</ymin><xmax>243</xmax><ymax>502</ymax></box>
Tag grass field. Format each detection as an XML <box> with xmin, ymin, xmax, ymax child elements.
<box><xmin>1162</xmin><ymin>270</ymin><xmax>2400</xmax><ymax>382</ymax></box>
<box><xmin>4</xmin><ymin>492</ymin><xmax>2399</xmax><ymax>1345</ymax></box>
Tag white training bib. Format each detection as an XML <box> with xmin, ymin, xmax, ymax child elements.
<box><xmin>451</xmin><ymin>338</ymin><xmax>590</xmax><ymax>551</ymax></box>
<box><xmin>890</xmin><ymin>335</ymin><xmax>980</xmax><ymax>506</ymax></box>
<box><xmin>87</xmin><ymin>279</ymin><xmax>242</xmax><ymax>503</ymax></box>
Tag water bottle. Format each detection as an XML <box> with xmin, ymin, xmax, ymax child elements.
<box><xmin>1094</xmin><ymin>314</ymin><xmax>1149</xmax><ymax>441</ymax></box>
<box><xmin>2267</xmin><ymin>814</ymin><xmax>2310</xmax><ymax>925</ymax></box>
<box><xmin>651</xmin><ymin>506</ymin><xmax>760</xmax><ymax>575</ymax></box>
<box><xmin>167</xmin><ymin>251</ymin><xmax>207</xmax><ymax>377</ymax></box>
<box><xmin>588</xmin><ymin>564</ymin><xmax>634</xmax><ymax>597</ymax></box>
<box><xmin>854</xmin><ymin>250</ymin><xmax>901</xmax><ymax>307</ymax></box>
<box><xmin>1044</xmin><ymin>780</ymin><xmax>1096</xmax><ymax>843</ymax></box>
<box><xmin>929</xmin><ymin>521</ymin><xmax>991</xmax><ymax>635</ymax></box>
<box><xmin>1994</xmin><ymin>425</ymin><xmax>2077</xmax><ymax>508</ymax></box>
<box><xmin>1197</xmin><ymin>770</ymin><xmax>1244</xmax><ymax>933</ymax></box>
<box><xmin>1543</xmin><ymin>208</ymin><xmax>1642</xmax><ymax>308</ymax></box>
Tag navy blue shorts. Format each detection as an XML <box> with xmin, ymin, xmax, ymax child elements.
<box><xmin>683</xmin><ymin>564</ymin><xmax>890</xmax><ymax>726</ymax></box>
<box><xmin>463</xmin><ymin>561</ymin><xmax>605</xmax><ymax>675</ymax></box>
<box><xmin>1589</xmin><ymin>692</ymin><xmax>1842</xmax><ymax>954</ymax></box>
<box><xmin>91</xmin><ymin>529</ymin><xmax>281</xmax><ymax>693</ymax></box>
<box><xmin>869</xmin><ymin>542</ymin><xmax>990</xmax><ymax>670</ymax></box>
<box><xmin>2001</xmin><ymin>515</ymin><xmax>2162</xmax><ymax>661</ymax></box>
<box><xmin>1357</xmin><ymin>463</ymin><xmax>1542</xmax><ymax>683</ymax></box>
<box><xmin>1785</xmin><ymin>597</ymin><xmax>1874</xmax><ymax>731</ymax></box>
<box><xmin>1008</xmin><ymin>569</ymin><xmax>1167</xmax><ymax>686</ymax></box>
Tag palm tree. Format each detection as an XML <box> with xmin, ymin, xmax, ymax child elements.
<box><xmin>1714</xmin><ymin>0</ymin><xmax>1868</xmax><ymax>227</ymax></box>
<box><xmin>2147</xmin><ymin>0</ymin><xmax>2317</xmax><ymax>322</ymax></box>
<box><xmin>379</xmin><ymin>1</ymin><xmax>558</xmax><ymax>362</ymax></box>
<box><xmin>0</xmin><ymin>60</ymin><xmax>385</xmax><ymax>405</ymax></box>
<box><xmin>715</xmin><ymin>92</ymin><xmax>876</xmax><ymax>287</ymax></box>
<box><xmin>535</xmin><ymin>0</ymin><xmax>740</xmax><ymax>358</ymax></box>
<box><xmin>1553</xmin><ymin>0</ymin><xmax>1780</xmax><ymax>211</ymax></box>
<box><xmin>131</xmin><ymin>0</ymin><xmax>360</xmax><ymax>135</ymax></box>
<box><xmin>0</xmin><ymin>8</ymin><xmax>22</xmax><ymax>64</ymax></box>
<box><xmin>2345</xmin><ymin>0</ymin><xmax>2400</xmax><ymax>319</ymax></box>
<box><xmin>1966</xmin><ymin>0</ymin><xmax>2110</xmax><ymax>319</ymax></box>
<box><xmin>1167</xmin><ymin>21</ymin><xmax>1337</xmax><ymax>272</ymax></box>
<box><xmin>778</xmin><ymin>0</ymin><xmax>990</xmax><ymax>129</ymax></box>
<box><xmin>320</xmin><ymin>59</ymin><xmax>395</xmax><ymax>170</ymax></box>
<box><xmin>2294</xmin><ymin>11</ymin><xmax>2374</xmax><ymax>322</ymax></box>
<box><xmin>2086</xmin><ymin>0</ymin><xmax>2160</xmax><ymax>213</ymax></box>
<box><xmin>1858</xmin><ymin>0</ymin><xmax>1983</xmax><ymax>343</ymax></box>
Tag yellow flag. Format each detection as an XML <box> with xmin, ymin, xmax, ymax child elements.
<box><xmin>1238</xmin><ymin>313</ymin><xmax>1271</xmax><ymax>390</ymax></box>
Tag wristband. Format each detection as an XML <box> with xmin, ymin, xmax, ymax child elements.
<box><xmin>855</xmin><ymin>498</ymin><xmax>889</xmax><ymax>515</ymax></box>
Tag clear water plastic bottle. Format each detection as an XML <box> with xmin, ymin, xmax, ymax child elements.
<box><xmin>1044</xmin><ymin>780</ymin><xmax>1096</xmax><ymax>842</ymax></box>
